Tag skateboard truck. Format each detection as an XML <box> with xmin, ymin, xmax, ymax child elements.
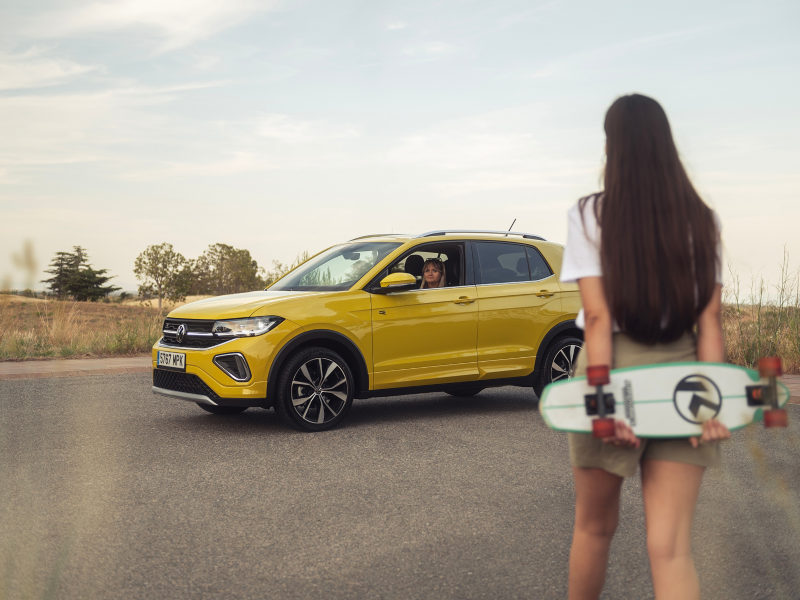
<box><xmin>586</xmin><ymin>365</ymin><xmax>615</xmax><ymax>438</ymax></box>
<box><xmin>759</xmin><ymin>357</ymin><xmax>787</xmax><ymax>428</ymax></box>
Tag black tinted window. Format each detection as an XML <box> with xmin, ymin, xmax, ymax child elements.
<box><xmin>476</xmin><ymin>242</ymin><xmax>529</xmax><ymax>284</ymax></box>
<box><xmin>526</xmin><ymin>246</ymin><xmax>553</xmax><ymax>280</ymax></box>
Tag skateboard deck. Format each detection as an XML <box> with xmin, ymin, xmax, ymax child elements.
<box><xmin>539</xmin><ymin>362</ymin><xmax>791</xmax><ymax>437</ymax></box>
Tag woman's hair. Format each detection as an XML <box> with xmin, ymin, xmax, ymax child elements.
<box><xmin>420</xmin><ymin>258</ymin><xmax>447</xmax><ymax>289</ymax></box>
<box><xmin>582</xmin><ymin>94</ymin><xmax>719</xmax><ymax>345</ymax></box>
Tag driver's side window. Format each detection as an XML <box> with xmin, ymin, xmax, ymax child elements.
<box><xmin>388</xmin><ymin>244</ymin><xmax>464</xmax><ymax>289</ymax></box>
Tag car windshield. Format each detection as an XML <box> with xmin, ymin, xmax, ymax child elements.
<box><xmin>269</xmin><ymin>242</ymin><xmax>401</xmax><ymax>292</ymax></box>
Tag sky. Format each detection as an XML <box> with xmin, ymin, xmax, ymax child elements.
<box><xmin>1</xmin><ymin>0</ymin><xmax>799</xmax><ymax>294</ymax></box>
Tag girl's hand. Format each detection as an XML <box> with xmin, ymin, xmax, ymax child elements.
<box><xmin>601</xmin><ymin>420</ymin><xmax>641</xmax><ymax>449</ymax></box>
<box><xmin>689</xmin><ymin>418</ymin><xmax>731</xmax><ymax>448</ymax></box>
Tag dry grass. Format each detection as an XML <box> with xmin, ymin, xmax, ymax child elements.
<box><xmin>1</xmin><ymin>262</ymin><xmax>798</xmax><ymax>372</ymax></box>
<box><xmin>0</xmin><ymin>296</ymin><xmax>167</xmax><ymax>360</ymax></box>
<box><xmin>723</xmin><ymin>251</ymin><xmax>800</xmax><ymax>374</ymax></box>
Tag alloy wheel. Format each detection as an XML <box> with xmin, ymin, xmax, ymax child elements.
<box><xmin>550</xmin><ymin>343</ymin><xmax>581</xmax><ymax>383</ymax></box>
<box><xmin>290</xmin><ymin>357</ymin><xmax>350</xmax><ymax>425</ymax></box>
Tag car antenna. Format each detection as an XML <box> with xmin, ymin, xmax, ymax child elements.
<box><xmin>506</xmin><ymin>218</ymin><xmax>516</xmax><ymax>236</ymax></box>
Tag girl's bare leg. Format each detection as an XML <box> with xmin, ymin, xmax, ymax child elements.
<box><xmin>568</xmin><ymin>467</ymin><xmax>624</xmax><ymax>600</ymax></box>
<box><xmin>641</xmin><ymin>460</ymin><xmax>705</xmax><ymax>600</ymax></box>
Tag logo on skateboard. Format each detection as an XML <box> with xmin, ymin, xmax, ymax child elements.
<box><xmin>623</xmin><ymin>380</ymin><xmax>636</xmax><ymax>426</ymax></box>
<box><xmin>673</xmin><ymin>375</ymin><xmax>722</xmax><ymax>424</ymax></box>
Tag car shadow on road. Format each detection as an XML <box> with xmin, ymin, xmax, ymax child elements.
<box><xmin>344</xmin><ymin>387</ymin><xmax>540</xmax><ymax>429</ymax></box>
<box><xmin>156</xmin><ymin>386</ymin><xmax>543</xmax><ymax>435</ymax></box>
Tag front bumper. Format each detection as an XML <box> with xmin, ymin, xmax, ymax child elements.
<box><xmin>151</xmin><ymin>320</ymin><xmax>299</xmax><ymax>407</ymax></box>
<box><xmin>153</xmin><ymin>386</ymin><xmax>218</xmax><ymax>406</ymax></box>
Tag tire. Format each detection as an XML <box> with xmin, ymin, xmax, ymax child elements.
<box><xmin>274</xmin><ymin>347</ymin><xmax>355</xmax><ymax>432</ymax></box>
<box><xmin>196</xmin><ymin>403</ymin><xmax>249</xmax><ymax>415</ymax></box>
<box><xmin>534</xmin><ymin>336</ymin><xmax>583</xmax><ymax>398</ymax></box>
<box><xmin>445</xmin><ymin>388</ymin><xmax>484</xmax><ymax>397</ymax></box>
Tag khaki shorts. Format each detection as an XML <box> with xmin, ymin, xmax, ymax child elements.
<box><xmin>568</xmin><ymin>333</ymin><xmax>722</xmax><ymax>478</ymax></box>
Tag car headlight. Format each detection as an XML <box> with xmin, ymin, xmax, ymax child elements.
<box><xmin>212</xmin><ymin>316</ymin><xmax>284</xmax><ymax>338</ymax></box>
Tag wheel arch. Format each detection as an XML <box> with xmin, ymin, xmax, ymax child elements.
<box><xmin>266</xmin><ymin>330</ymin><xmax>370</xmax><ymax>403</ymax></box>
<box><xmin>532</xmin><ymin>320</ymin><xmax>583</xmax><ymax>380</ymax></box>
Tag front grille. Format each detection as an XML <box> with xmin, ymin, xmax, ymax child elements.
<box><xmin>153</xmin><ymin>369</ymin><xmax>220</xmax><ymax>399</ymax></box>
<box><xmin>160</xmin><ymin>318</ymin><xmax>224</xmax><ymax>349</ymax></box>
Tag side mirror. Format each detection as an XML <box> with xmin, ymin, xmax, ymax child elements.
<box><xmin>374</xmin><ymin>272</ymin><xmax>417</xmax><ymax>294</ymax></box>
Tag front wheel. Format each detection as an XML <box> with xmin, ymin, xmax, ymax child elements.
<box><xmin>274</xmin><ymin>347</ymin><xmax>355</xmax><ymax>432</ymax></box>
<box><xmin>534</xmin><ymin>336</ymin><xmax>583</xmax><ymax>398</ymax></box>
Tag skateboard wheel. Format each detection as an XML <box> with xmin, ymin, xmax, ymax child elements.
<box><xmin>587</xmin><ymin>365</ymin><xmax>610</xmax><ymax>386</ymax></box>
<box><xmin>758</xmin><ymin>357</ymin><xmax>783</xmax><ymax>378</ymax></box>
<box><xmin>592</xmin><ymin>418</ymin><xmax>615</xmax><ymax>438</ymax></box>
<box><xmin>764</xmin><ymin>409</ymin><xmax>788</xmax><ymax>428</ymax></box>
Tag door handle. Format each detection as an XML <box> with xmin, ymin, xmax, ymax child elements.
<box><xmin>534</xmin><ymin>290</ymin><xmax>555</xmax><ymax>298</ymax></box>
<box><xmin>454</xmin><ymin>296</ymin><xmax>476</xmax><ymax>305</ymax></box>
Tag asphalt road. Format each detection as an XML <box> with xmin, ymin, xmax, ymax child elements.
<box><xmin>1</xmin><ymin>374</ymin><xmax>799</xmax><ymax>600</ymax></box>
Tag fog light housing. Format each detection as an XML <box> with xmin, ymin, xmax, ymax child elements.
<box><xmin>213</xmin><ymin>353</ymin><xmax>251</xmax><ymax>382</ymax></box>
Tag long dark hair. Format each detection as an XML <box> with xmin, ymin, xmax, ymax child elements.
<box><xmin>581</xmin><ymin>94</ymin><xmax>718</xmax><ymax>345</ymax></box>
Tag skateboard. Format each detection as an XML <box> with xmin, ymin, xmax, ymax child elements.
<box><xmin>539</xmin><ymin>357</ymin><xmax>790</xmax><ymax>438</ymax></box>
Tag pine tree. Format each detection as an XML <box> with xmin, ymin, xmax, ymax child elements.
<box><xmin>41</xmin><ymin>247</ymin><xmax>120</xmax><ymax>301</ymax></box>
<box><xmin>67</xmin><ymin>265</ymin><xmax>121</xmax><ymax>301</ymax></box>
<box><xmin>41</xmin><ymin>251</ymin><xmax>78</xmax><ymax>299</ymax></box>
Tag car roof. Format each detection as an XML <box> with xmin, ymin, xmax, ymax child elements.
<box><xmin>349</xmin><ymin>230</ymin><xmax>548</xmax><ymax>244</ymax></box>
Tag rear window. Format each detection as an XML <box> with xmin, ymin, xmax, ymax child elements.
<box><xmin>527</xmin><ymin>246</ymin><xmax>554</xmax><ymax>280</ymax></box>
<box><xmin>475</xmin><ymin>242</ymin><xmax>529</xmax><ymax>285</ymax></box>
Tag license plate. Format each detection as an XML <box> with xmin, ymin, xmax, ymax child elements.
<box><xmin>157</xmin><ymin>351</ymin><xmax>186</xmax><ymax>372</ymax></box>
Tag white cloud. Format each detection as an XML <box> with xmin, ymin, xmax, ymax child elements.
<box><xmin>0</xmin><ymin>47</ymin><xmax>95</xmax><ymax>91</ymax></box>
<box><xmin>126</xmin><ymin>151</ymin><xmax>270</xmax><ymax>180</ymax></box>
<box><xmin>499</xmin><ymin>67</ymin><xmax>554</xmax><ymax>81</ymax></box>
<box><xmin>0</xmin><ymin>82</ymin><xmax>230</xmax><ymax>179</ymax></box>
<box><xmin>129</xmin><ymin>113</ymin><xmax>364</xmax><ymax>180</ymax></box>
<box><xmin>193</xmin><ymin>54</ymin><xmax>222</xmax><ymax>70</ymax></box>
<box><xmin>388</xmin><ymin>21</ymin><xmax>407</xmax><ymax>30</ymax></box>
<box><xmin>401</xmin><ymin>42</ymin><xmax>456</xmax><ymax>57</ymax></box>
<box><xmin>509</xmin><ymin>24</ymin><xmax>725</xmax><ymax>80</ymax></box>
<box><xmin>35</xmin><ymin>0</ymin><xmax>280</xmax><ymax>52</ymax></box>
<box><xmin>387</xmin><ymin>104</ymin><xmax>598</xmax><ymax>196</ymax></box>
<box><xmin>389</xmin><ymin>104</ymin><xmax>542</xmax><ymax>170</ymax></box>
<box><xmin>257</xmin><ymin>113</ymin><xmax>361</xmax><ymax>143</ymax></box>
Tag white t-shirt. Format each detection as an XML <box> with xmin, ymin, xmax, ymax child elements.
<box><xmin>560</xmin><ymin>194</ymin><xmax>723</xmax><ymax>329</ymax></box>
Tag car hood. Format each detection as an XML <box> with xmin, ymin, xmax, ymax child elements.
<box><xmin>167</xmin><ymin>290</ymin><xmax>317</xmax><ymax>320</ymax></box>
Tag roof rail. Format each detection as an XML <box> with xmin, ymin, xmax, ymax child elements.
<box><xmin>347</xmin><ymin>233</ymin><xmax>408</xmax><ymax>241</ymax></box>
<box><xmin>415</xmin><ymin>230</ymin><xmax>547</xmax><ymax>241</ymax></box>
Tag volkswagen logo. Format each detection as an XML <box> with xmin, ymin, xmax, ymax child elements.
<box><xmin>175</xmin><ymin>324</ymin><xmax>187</xmax><ymax>344</ymax></box>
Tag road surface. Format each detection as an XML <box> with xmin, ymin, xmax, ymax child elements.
<box><xmin>1</xmin><ymin>373</ymin><xmax>798</xmax><ymax>599</ymax></box>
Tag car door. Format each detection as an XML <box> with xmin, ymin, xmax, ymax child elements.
<box><xmin>370</xmin><ymin>242</ymin><xmax>479</xmax><ymax>389</ymax></box>
<box><xmin>473</xmin><ymin>241</ymin><xmax>562</xmax><ymax>380</ymax></box>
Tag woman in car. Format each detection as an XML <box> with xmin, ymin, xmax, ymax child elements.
<box><xmin>420</xmin><ymin>258</ymin><xmax>447</xmax><ymax>289</ymax></box>
<box><xmin>560</xmin><ymin>94</ymin><xmax>730</xmax><ymax>600</ymax></box>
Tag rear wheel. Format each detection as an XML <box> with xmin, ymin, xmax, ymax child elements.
<box><xmin>274</xmin><ymin>347</ymin><xmax>355</xmax><ymax>432</ymax></box>
<box><xmin>196</xmin><ymin>403</ymin><xmax>248</xmax><ymax>415</ymax></box>
<box><xmin>534</xmin><ymin>336</ymin><xmax>583</xmax><ymax>398</ymax></box>
<box><xmin>445</xmin><ymin>388</ymin><xmax>484</xmax><ymax>397</ymax></box>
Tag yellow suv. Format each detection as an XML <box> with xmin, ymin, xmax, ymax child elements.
<box><xmin>152</xmin><ymin>231</ymin><xmax>582</xmax><ymax>431</ymax></box>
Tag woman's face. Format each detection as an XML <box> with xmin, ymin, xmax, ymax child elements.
<box><xmin>423</xmin><ymin>262</ymin><xmax>442</xmax><ymax>286</ymax></box>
